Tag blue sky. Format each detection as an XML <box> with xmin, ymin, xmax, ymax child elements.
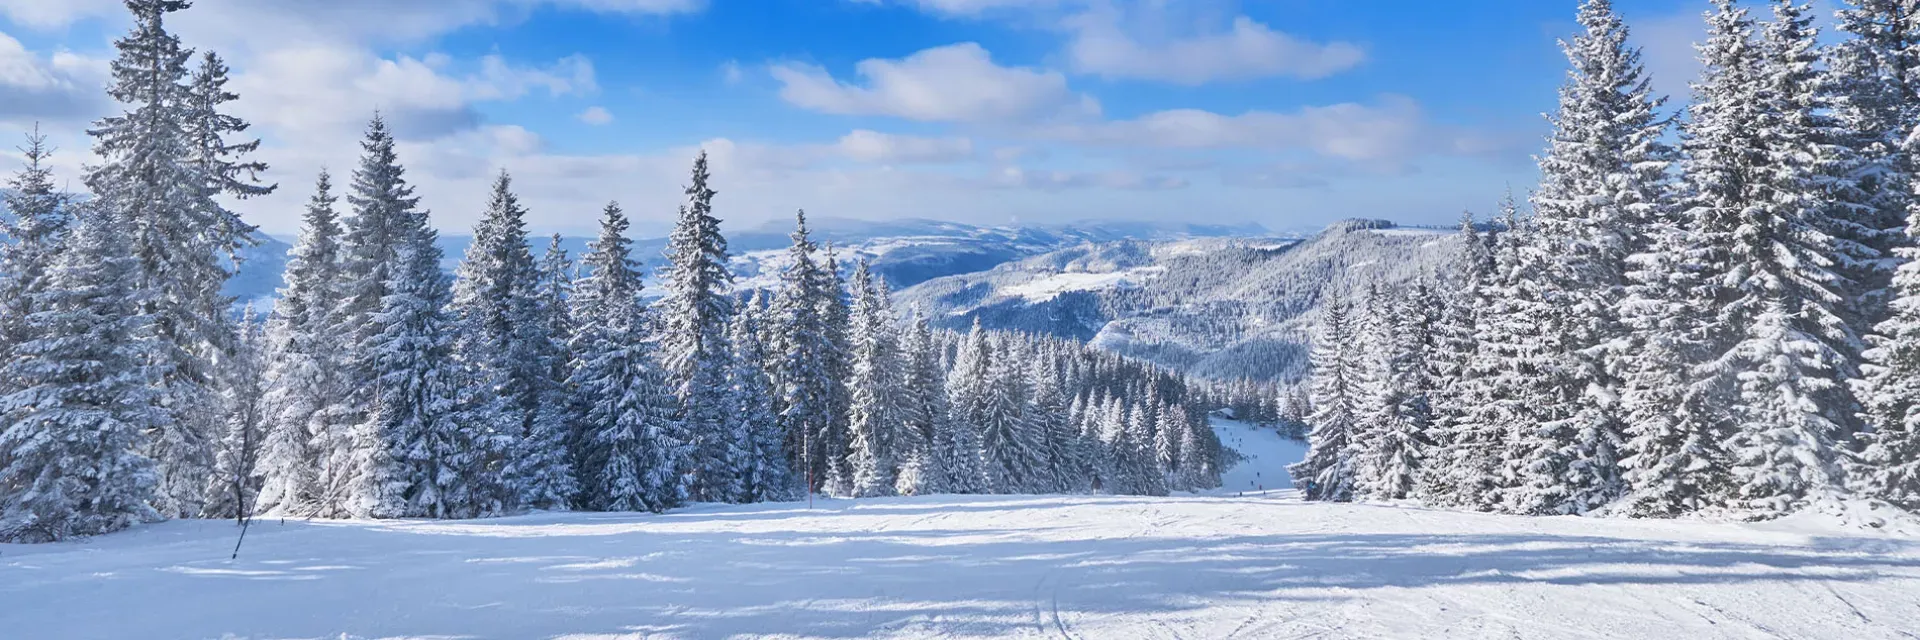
<box><xmin>0</xmin><ymin>0</ymin><xmax>1770</xmax><ymax>237</ymax></box>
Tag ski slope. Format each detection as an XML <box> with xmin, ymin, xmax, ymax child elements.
<box><xmin>4</xmin><ymin>423</ymin><xmax>1917</xmax><ymax>639</ymax></box>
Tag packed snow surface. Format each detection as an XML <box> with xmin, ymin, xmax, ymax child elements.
<box><xmin>5</xmin><ymin>423</ymin><xmax>1918</xmax><ymax>639</ymax></box>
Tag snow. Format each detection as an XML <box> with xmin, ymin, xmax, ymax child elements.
<box><xmin>997</xmin><ymin>267</ymin><xmax>1162</xmax><ymax>303</ymax></box>
<box><xmin>1208</xmin><ymin>418</ymin><xmax>1307</xmax><ymax>493</ymax></box>
<box><xmin>4</xmin><ymin>420</ymin><xmax>1918</xmax><ymax>639</ymax></box>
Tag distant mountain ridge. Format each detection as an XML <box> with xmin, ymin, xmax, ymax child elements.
<box><xmin>894</xmin><ymin>219</ymin><xmax>1464</xmax><ymax>382</ymax></box>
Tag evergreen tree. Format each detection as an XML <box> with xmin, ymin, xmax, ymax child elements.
<box><xmin>845</xmin><ymin>260</ymin><xmax>902</xmax><ymax>497</ymax></box>
<box><xmin>449</xmin><ymin>171</ymin><xmax>573</xmax><ymax>512</ymax></box>
<box><xmin>88</xmin><ymin>0</ymin><xmax>271</xmax><ymax>517</ymax></box>
<box><xmin>570</xmin><ymin>203</ymin><xmax>686</xmax><ymax>513</ymax></box>
<box><xmin>978</xmin><ymin>337</ymin><xmax>1042</xmax><ymax>493</ymax></box>
<box><xmin>0</xmin><ymin>127</ymin><xmax>71</xmax><ymax>380</ymax></box>
<box><xmin>331</xmin><ymin>114</ymin><xmax>423</xmax><ymax>518</ymax></box>
<box><xmin>358</xmin><ymin>215</ymin><xmax>464</xmax><ymax>519</ymax></box>
<box><xmin>0</xmin><ymin>206</ymin><xmax>162</xmax><ymax>542</ymax></box>
<box><xmin>1029</xmin><ymin>356</ymin><xmax>1073</xmax><ymax>494</ymax></box>
<box><xmin>1289</xmin><ymin>300</ymin><xmax>1360</xmax><ymax>502</ymax></box>
<box><xmin>897</xmin><ymin>312</ymin><xmax>952</xmax><ymax>495</ymax></box>
<box><xmin>1859</xmin><ymin>134</ymin><xmax>1920</xmax><ymax>509</ymax></box>
<box><xmin>654</xmin><ymin>151</ymin><xmax>738</xmax><ymax>502</ymax></box>
<box><xmin>772</xmin><ymin>211</ymin><xmax>837</xmax><ymax>496</ymax></box>
<box><xmin>256</xmin><ymin>171</ymin><xmax>346</xmax><ymax>517</ymax></box>
<box><xmin>200</xmin><ymin>306</ymin><xmax>267</xmax><ymax>521</ymax></box>
<box><xmin>729</xmin><ymin>292</ymin><xmax>791</xmax><ymax>503</ymax></box>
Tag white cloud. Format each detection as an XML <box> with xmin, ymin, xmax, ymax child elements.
<box><xmin>836</xmin><ymin>130</ymin><xmax>974</xmax><ymax>163</ymax></box>
<box><xmin>990</xmin><ymin>166</ymin><xmax>1185</xmax><ymax>191</ymax></box>
<box><xmin>1064</xmin><ymin>12</ymin><xmax>1364</xmax><ymax>84</ymax></box>
<box><xmin>0</xmin><ymin>32</ymin><xmax>110</xmax><ymax>123</ymax></box>
<box><xmin>771</xmin><ymin>42</ymin><xmax>1099</xmax><ymax>123</ymax></box>
<box><xmin>1039</xmin><ymin>96</ymin><xmax>1445</xmax><ymax>163</ymax></box>
<box><xmin>720</xmin><ymin>59</ymin><xmax>744</xmax><ymax>84</ymax></box>
<box><xmin>577</xmin><ymin>106</ymin><xmax>614</xmax><ymax>125</ymax></box>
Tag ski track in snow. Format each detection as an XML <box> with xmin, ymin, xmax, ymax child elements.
<box><xmin>4</xmin><ymin>421</ymin><xmax>1918</xmax><ymax>639</ymax></box>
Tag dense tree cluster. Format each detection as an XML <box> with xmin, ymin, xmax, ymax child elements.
<box><xmin>1293</xmin><ymin>0</ymin><xmax>1920</xmax><ymax>521</ymax></box>
<box><xmin>0</xmin><ymin>0</ymin><xmax>1222</xmax><ymax>542</ymax></box>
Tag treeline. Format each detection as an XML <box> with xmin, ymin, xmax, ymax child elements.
<box><xmin>1292</xmin><ymin>0</ymin><xmax>1920</xmax><ymax>521</ymax></box>
<box><xmin>0</xmin><ymin>0</ymin><xmax>1221</xmax><ymax>543</ymax></box>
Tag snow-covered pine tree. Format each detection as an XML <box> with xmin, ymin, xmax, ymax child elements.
<box><xmin>1691</xmin><ymin>0</ymin><xmax>1857</xmax><ymax>518</ymax></box>
<box><xmin>1289</xmin><ymin>299</ymin><xmax>1359</xmax><ymax>502</ymax></box>
<box><xmin>1029</xmin><ymin>355</ymin><xmax>1073</xmax><ymax>494</ymax></box>
<box><xmin>1615</xmin><ymin>58</ymin><xmax>1732</xmax><ymax>515</ymax></box>
<box><xmin>1496</xmin><ymin>0</ymin><xmax>1670</xmax><ymax>515</ymax></box>
<box><xmin>358</xmin><ymin>214</ymin><xmax>465</xmax><ymax>519</ymax></box>
<box><xmin>1858</xmin><ymin>127</ymin><xmax>1920</xmax><ymax>510</ymax></box>
<box><xmin>1123</xmin><ymin>401</ymin><xmax>1169</xmax><ymax>496</ymax></box>
<box><xmin>654</xmin><ymin>151</ymin><xmax>739</xmax><ymax>502</ymax></box>
<box><xmin>941</xmin><ymin>322</ymin><xmax>993</xmax><ymax>494</ymax></box>
<box><xmin>845</xmin><ymin>260</ymin><xmax>902</xmax><ymax>497</ymax></box>
<box><xmin>728</xmin><ymin>291</ymin><xmax>791</xmax><ymax>503</ymax></box>
<box><xmin>978</xmin><ymin>336</ymin><xmax>1042</xmax><ymax>494</ymax></box>
<box><xmin>1418</xmin><ymin>212</ymin><xmax>1493</xmax><ymax>506</ymax></box>
<box><xmin>0</xmin><ymin>205</ymin><xmax>162</xmax><ymax>542</ymax></box>
<box><xmin>1826</xmin><ymin>0</ymin><xmax>1920</xmax><ymax>343</ymax></box>
<box><xmin>1354</xmin><ymin>284</ymin><xmax>1432</xmax><ymax>502</ymax></box>
<box><xmin>0</xmin><ymin>127</ymin><xmax>71</xmax><ymax>382</ymax></box>
<box><xmin>200</xmin><ymin>306</ymin><xmax>267</xmax><ymax>521</ymax></box>
<box><xmin>773</xmin><ymin>211</ymin><xmax>839</xmax><ymax>497</ymax></box>
<box><xmin>330</xmin><ymin>114</ymin><xmax>423</xmax><ymax>518</ymax></box>
<box><xmin>88</xmin><ymin>0</ymin><xmax>270</xmax><ymax>517</ymax></box>
<box><xmin>449</xmin><ymin>171</ymin><xmax>573</xmax><ymax>513</ymax></box>
<box><xmin>816</xmin><ymin>245</ymin><xmax>855</xmax><ymax>497</ymax></box>
<box><xmin>897</xmin><ymin>311</ymin><xmax>953</xmax><ymax>496</ymax></box>
<box><xmin>569</xmin><ymin>202</ymin><xmax>687</xmax><ymax>513</ymax></box>
<box><xmin>256</xmin><ymin>171</ymin><xmax>346</xmax><ymax>517</ymax></box>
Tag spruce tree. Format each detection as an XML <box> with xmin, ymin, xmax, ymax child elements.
<box><xmin>0</xmin><ymin>127</ymin><xmax>71</xmax><ymax>377</ymax></box>
<box><xmin>898</xmin><ymin>312</ymin><xmax>953</xmax><ymax>495</ymax></box>
<box><xmin>450</xmin><ymin>171</ymin><xmax>573</xmax><ymax>512</ymax></box>
<box><xmin>654</xmin><ymin>151</ymin><xmax>739</xmax><ymax>502</ymax></box>
<box><xmin>257</xmin><ymin>171</ymin><xmax>346</xmax><ymax>517</ymax></box>
<box><xmin>772</xmin><ymin>211</ymin><xmax>837</xmax><ymax>496</ymax></box>
<box><xmin>359</xmin><ymin>216</ymin><xmax>465</xmax><ymax>519</ymax></box>
<box><xmin>729</xmin><ymin>291</ymin><xmax>791</xmax><ymax>503</ymax></box>
<box><xmin>1859</xmin><ymin>134</ymin><xmax>1920</xmax><ymax>509</ymax></box>
<box><xmin>570</xmin><ymin>203</ymin><xmax>686</xmax><ymax>513</ymax></box>
<box><xmin>88</xmin><ymin>0</ymin><xmax>272</xmax><ymax>517</ymax></box>
<box><xmin>0</xmin><ymin>206</ymin><xmax>162</xmax><ymax>542</ymax></box>
<box><xmin>1289</xmin><ymin>300</ymin><xmax>1360</xmax><ymax>502</ymax></box>
<box><xmin>200</xmin><ymin>306</ymin><xmax>267</xmax><ymax>521</ymax></box>
<box><xmin>846</xmin><ymin>260</ymin><xmax>902</xmax><ymax>497</ymax></box>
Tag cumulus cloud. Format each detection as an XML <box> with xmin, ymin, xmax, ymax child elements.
<box><xmin>1064</xmin><ymin>12</ymin><xmax>1364</xmax><ymax>84</ymax></box>
<box><xmin>1037</xmin><ymin>96</ymin><xmax>1459</xmax><ymax>163</ymax></box>
<box><xmin>771</xmin><ymin>42</ymin><xmax>1099</xmax><ymax>123</ymax></box>
<box><xmin>990</xmin><ymin>166</ymin><xmax>1186</xmax><ymax>191</ymax></box>
<box><xmin>836</xmin><ymin>130</ymin><xmax>974</xmax><ymax>164</ymax></box>
<box><xmin>0</xmin><ymin>32</ymin><xmax>110</xmax><ymax>124</ymax></box>
<box><xmin>577</xmin><ymin>106</ymin><xmax>614</xmax><ymax>125</ymax></box>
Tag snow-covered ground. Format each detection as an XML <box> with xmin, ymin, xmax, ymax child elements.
<box><xmin>5</xmin><ymin>422</ymin><xmax>1918</xmax><ymax>639</ymax></box>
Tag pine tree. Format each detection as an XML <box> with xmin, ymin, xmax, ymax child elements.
<box><xmin>978</xmin><ymin>337</ymin><xmax>1042</xmax><ymax>494</ymax></box>
<box><xmin>0</xmin><ymin>206</ymin><xmax>162</xmax><ymax>542</ymax></box>
<box><xmin>1028</xmin><ymin>356</ymin><xmax>1073</xmax><ymax>494</ymax></box>
<box><xmin>729</xmin><ymin>292</ymin><xmax>791</xmax><ymax>503</ymax></box>
<box><xmin>1859</xmin><ymin>133</ymin><xmax>1920</xmax><ymax>509</ymax></box>
<box><xmin>256</xmin><ymin>171</ymin><xmax>346</xmax><ymax>517</ymax></box>
<box><xmin>0</xmin><ymin>127</ymin><xmax>71</xmax><ymax>378</ymax></box>
<box><xmin>817</xmin><ymin>245</ymin><xmax>855</xmax><ymax>497</ymax></box>
<box><xmin>570</xmin><ymin>202</ymin><xmax>686</xmax><ymax>513</ymax></box>
<box><xmin>897</xmin><ymin>311</ymin><xmax>952</xmax><ymax>496</ymax></box>
<box><xmin>200</xmin><ymin>306</ymin><xmax>268</xmax><ymax>521</ymax></box>
<box><xmin>654</xmin><ymin>151</ymin><xmax>739</xmax><ymax>502</ymax></box>
<box><xmin>772</xmin><ymin>211</ymin><xmax>837</xmax><ymax>497</ymax></box>
<box><xmin>846</xmin><ymin>260</ymin><xmax>903</xmax><ymax>497</ymax></box>
<box><xmin>359</xmin><ymin>215</ymin><xmax>465</xmax><ymax>519</ymax></box>
<box><xmin>1289</xmin><ymin>300</ymin><xmax>1360</xmax><ymax>502</ymax></box>
<box><xmin>1419</xmin><ymin>213</ymin><xmax>1493</xmax><ymax>506</ymax></box>
<box><xmin>329</xmin><ymin>114</ymin><xmax>423</xmax><ymax>518</ymax></box>
<box><xmin>1828</xmin><ymin>0</ymin><xmax>1920</xmax><ymax>340</ymax></box>
<box><xmin>88</xmin><ymin>0</ymin><xmax>271</xmax><ymax>517</ymax></box>
<box><xmin>1686</xmin><ymin>0</ymin><xmax>1857</xmax><ymax>517</ymax></box>
<box><xmin>450</xmin><ymin>171</ymin><xmax>573</xmax><ymax>513</ymax></box>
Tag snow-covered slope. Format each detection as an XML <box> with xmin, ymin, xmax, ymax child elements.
<box><xmin>6</xmin><ymin>419</ymin><xmax>1915</xmax><ymax>640</ymax></box>
<box><xmin>896</xmin><ymin>219</ymin><xmax>1463</xmax><ymax>381</ymax></box>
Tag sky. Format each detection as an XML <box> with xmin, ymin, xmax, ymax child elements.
<box><xmin>0</xmin><ymin>0</ymin><xmax>1805</xmax><ymax>238</ymax></box>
